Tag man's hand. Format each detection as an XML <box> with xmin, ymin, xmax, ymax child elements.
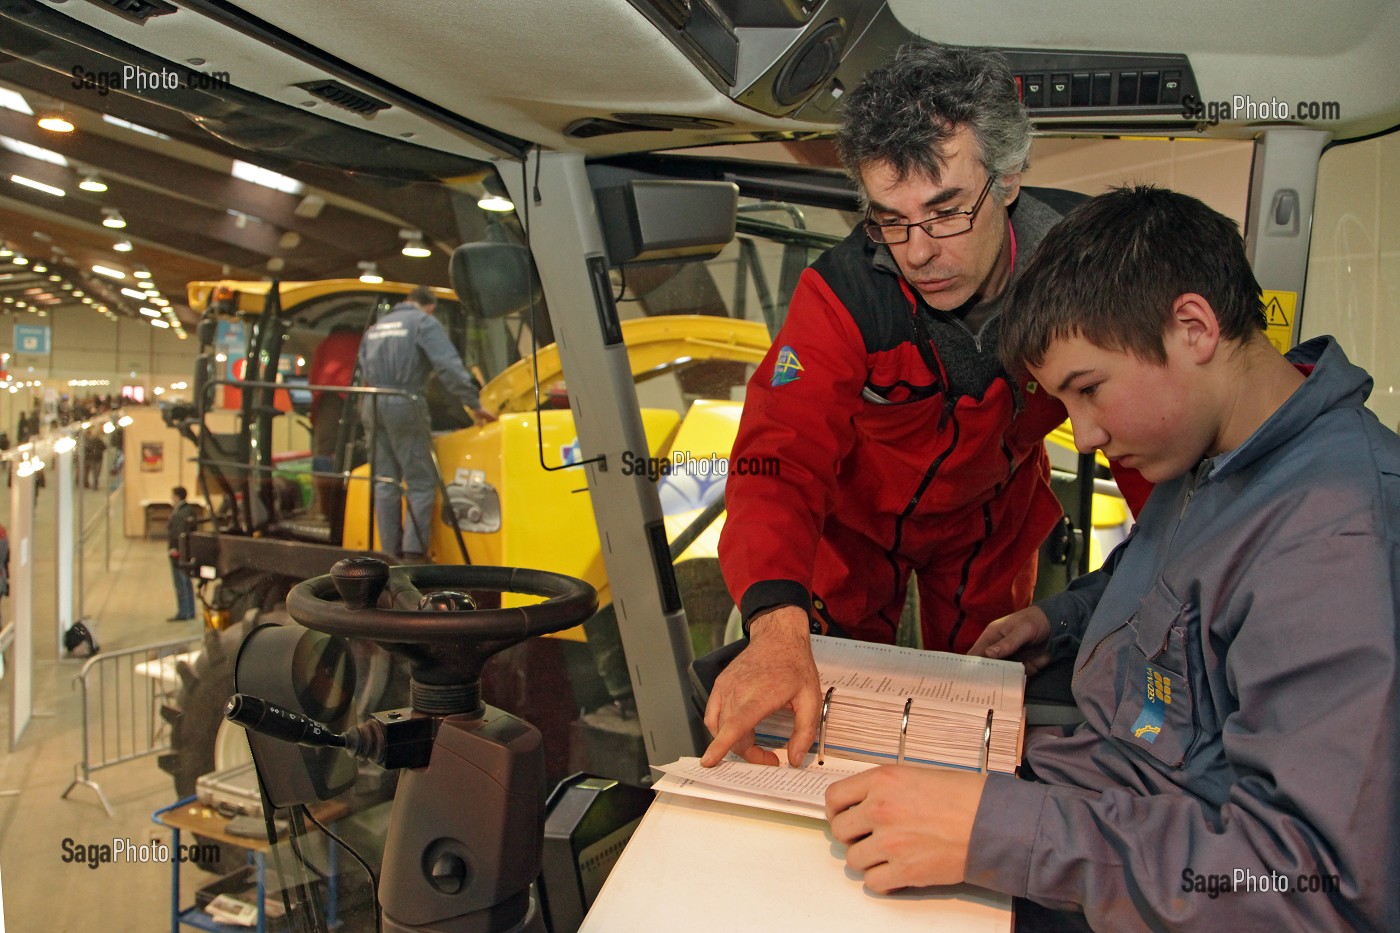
<box><xmin>825</xmin><ymin>766</ymin><xmax>986</xmax><ymax>892</ymax></box>
<box><xmin>968</xmin><ymin>605</ymin><xmax>1053</xmax><ymax>675</ymax></box>
<box><xmin>700</xmin><ymin>605</ymin><xmax>820</xmax><ymax>767</ymax></box>
<box><xmin>470</xmin><ymin>407</ymin><xmax>498</xmax><ymax>424</ymax></box>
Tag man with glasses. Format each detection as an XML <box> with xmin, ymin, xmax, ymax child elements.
<box><xmin>706</xmin><ymin>42</ymin><xmax>1094</xmax><ymax>767</ymax></box>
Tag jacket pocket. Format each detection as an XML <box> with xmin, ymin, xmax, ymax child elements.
<box><xmin>855</xmin><ymin>388</ymin><xmax>944</xmax><ymax>447</ymax></box>
<box><xmin>1105</xmin><ymin>580</ymin><xmax>1200</xmax><ymax>769</ymax></box>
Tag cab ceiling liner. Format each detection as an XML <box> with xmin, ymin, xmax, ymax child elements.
<box><xmin>141</xmin><ymin>0</ymin><xmax>532</xmax><ymax>160</ymax></box>
<box><xmin>0</xmin><ymin>0</ymin><xmax>493</xmax><ymax>181</ymax></box>
<box><xmin>176</xmin><ymin>0</ymin><xmax>529</xmax><ymax>159</ymax></box>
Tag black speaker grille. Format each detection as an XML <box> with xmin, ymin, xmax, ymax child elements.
<box><xmin>773</xmin><ymin>21</ymin><xmax>843</xmax><ymax>108</ymax></box>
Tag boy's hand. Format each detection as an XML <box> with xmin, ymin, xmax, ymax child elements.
<box><xmin>826</xmin><ymin>765</ymin><xmax>986</xmax><ymax>892</ymax></box>
<box><xmin>700</xmin><ymin>605</ymin><xmax>820</xmax><ymax>767</ymax></box>
<box><xmin>969</xmin><ymin>605</ymin><xmax>1053</xmax><ymax>675</ymax></box>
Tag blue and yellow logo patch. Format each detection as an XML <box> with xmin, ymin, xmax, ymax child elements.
<box><xmin>771</xmin><ymin>345</ymin><xmax>804</xmax><ymax>387</ymax></box>
<box><xmin>1130</xmin><ymin>663</ymin><xmax>1172</xmax><ymax>743</ymax></box>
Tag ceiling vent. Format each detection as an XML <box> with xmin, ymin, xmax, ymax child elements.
<box><xmin>611</xmin><ymin>113</ymin><xmax>732</xmax><ymax>130</ymax></box>
<box><xmin>566</xmin><ymin>114</ymin><xmax>731</xmax><ymax>138</ymax></box>
<box><xmin>293</xmin><ymin>80</ymin><xmax>392</xmax><ymax>119</ymax></box>
<box><xmin>81</xmin><ymin>0</ymin><xmax>178</xmax><ymax>25</ymax></box>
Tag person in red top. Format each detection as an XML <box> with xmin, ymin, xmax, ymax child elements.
<box><xmin>705</xmin><ymin>42</ymin><xmax>1144</xmax><ymax>768</ymax></box>
<box><xmin>309</xmin><ymin>323</ymin><xmax>362</xmax><ymax>532</ymax></box>
<box><xmin>309</xmin><ymin>324</ymin><xmax>363</xmax><ymax>452</ymax></box>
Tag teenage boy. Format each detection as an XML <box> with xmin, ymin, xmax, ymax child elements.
<box><xmin>825</xmin><ymin>186</ymin><xmax>1399</xmax><ymax>931</ymax></box>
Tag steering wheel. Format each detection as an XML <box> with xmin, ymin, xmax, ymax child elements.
<box><xmin>278</xmin><ymin>558</ymin><xmax>598</xmax><ymax>932</ymax></box>
<box><xmin>287</xmin><ymin>557</ymin><xmax>597</xmax><ymax>715</ymax></box>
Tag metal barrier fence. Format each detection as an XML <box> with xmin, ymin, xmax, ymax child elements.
<box><xmin>2</xmin><ymin>413</ymin><xmax>126</xmax><ymax>749</ymax></box>
<box><xmin>60</xmin><ymin>635</ymin><xmax>202</xmax><ymax>815</ymax></box>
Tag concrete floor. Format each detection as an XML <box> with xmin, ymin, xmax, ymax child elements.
<box><xmin>0</xmin><ymin>479</ymin><xmax>249</xmax><ymax>932</ymax></box>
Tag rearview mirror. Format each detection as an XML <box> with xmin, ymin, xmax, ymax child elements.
<box><xmin>596</xmin><ymin>179</ymin><xmax>738</xmax><ymax>266</ymax></box>
<box><xmin>450</xmin><ymin>242</ymin><xmax>542</xmax><ymax>319</ymax></box>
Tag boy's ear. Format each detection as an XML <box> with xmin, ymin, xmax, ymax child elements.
<box><xmin>1170</xmin><ymin>293</ymin><xmax>1220</xmax><ymax>363</ymax></box>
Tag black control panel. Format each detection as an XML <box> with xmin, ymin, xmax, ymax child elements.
<box><xmin>1003</xmin><ymin>50</ymin><xmax>1197</xmax><ymax>117</ymax></box>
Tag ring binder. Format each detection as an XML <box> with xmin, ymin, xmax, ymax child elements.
<box><xmin>817</xmin><ymin>687</ymin><xmax>835</xmax><ymax>765</ymax></box>
<box><xmin>747</xmin><ymin>636</ymin><xmax>1023</xmax><ymax>775</ymax></box>
<box><xmin>897</xmin><ymin>697</ymin><xmax>913</xmax><ymax>764</ymax></box>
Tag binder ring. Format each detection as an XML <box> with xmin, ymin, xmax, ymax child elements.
<box><xmin>980</xmin><ymin>708</ymin><xmax>994</xmax><ymax>774</ymax></box>
<box><xmin>896</xmin><ymin>697</ymin><xmax>913</xmax><ymax>764</ymax></box>
<box><xmin>817</xmin><ymin>686</ymin><xmax>835</xmax><ymax>764</ymax></box>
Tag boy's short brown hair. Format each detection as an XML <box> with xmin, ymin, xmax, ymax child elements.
<box><xmin>999</xmin><ymin>185</ymin><xmax>1267</xmax><ymax>375</ymax></box>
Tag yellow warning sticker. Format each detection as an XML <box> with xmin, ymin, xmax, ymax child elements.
<box><xmin>1261</xmin><ymin>290</ymin><xmax>1297</xmax><ymax>354</ymax></box>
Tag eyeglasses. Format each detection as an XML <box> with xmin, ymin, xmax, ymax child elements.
<box><xmin>864</xmin><ymin>175</ymin><xmax>996</xmax><ymax>244</ymax></box>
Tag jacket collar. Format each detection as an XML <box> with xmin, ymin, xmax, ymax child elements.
<box><xmin>1209</xmin><ymin>336</ymin><xmax>1371</xmax><ymax>480</ymax></box>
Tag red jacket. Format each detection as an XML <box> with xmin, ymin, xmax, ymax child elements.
<box><xmin>720</xmin><ymin>190</ymin><xmax>1094</xmax><ymax>651</ymax></box>
<box><xmin>309</xmin><ymin>327</ymin><xmax>363</xmax><ymax>412</ymax></box>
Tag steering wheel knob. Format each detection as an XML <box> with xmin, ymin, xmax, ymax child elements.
<box><xmin>330</xmin><ymin>556</ymin><xmax>391</xmax><ymax>610</ymax></box>
<box><xmin>289</xmin><ymin>563</ymin><xmax>597</xmax><ymax>715</ymax></box>
<box><xmin>419</xmin><ymin>591</ymin><xmax>478</xmax><ymax>612</ymax></box>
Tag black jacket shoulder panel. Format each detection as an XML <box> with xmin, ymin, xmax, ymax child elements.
<box><xmin>808</xmin><ymin>226</ymin><xmax>914</xmax><ymax>354</ymax></box>
<box><xmin>1020</xmin><ymin>185</ymin><xmax>1088</xmax><ymax>218</ymax></box>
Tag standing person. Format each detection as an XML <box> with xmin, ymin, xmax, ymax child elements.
<box><xmin>166</xmin><ymin>486</ymin><xmax>197</xmax><ymax>622</ymax></box>
<box><xmin>107</xmin><ymin>420</ymin><xmax>124</xmax><ymax>488</ymax></box>
<box><xmin>824</xmin><ymin>186</ymin><xmax>1400</xmax><ymax>931</ymax></box>
<box><xmin>705</xmin><ymin>42</ymin><xmax>1140</xmax><ymax>767</ymax></box>
<box><xmin>0</xmin><ymin>521</ymin><xmax>9</xmax><ymax>628</ymax></box>
<box><xmin>82</xmin><ymin>428</ymin><xmax>106</xmax><ymax>490</ymax></box>
<box><xmin>358</xmin><ymin>285</ymin><xmax>496</xmax><ymax>561</ymax></box>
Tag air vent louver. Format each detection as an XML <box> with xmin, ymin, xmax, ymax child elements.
<box><xmin>294</xmin><ymin>80</ymin><xmax>391</xmax><ymax>118</ymax></box>
<box><xmin>81</xmin><ymin>0</ymin><xmax>178</xmax><ymax>25</ymax></box>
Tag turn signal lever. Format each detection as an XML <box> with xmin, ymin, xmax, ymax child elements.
<box><xmin>225</xmin><ymin>693</ymin><xmax>436</xmax><ymax>769</ymax></box>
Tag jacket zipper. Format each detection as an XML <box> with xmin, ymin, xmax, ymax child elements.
<box><xmin>1162</xmin><ymin>459</ymin><xmax>1211</xmax><ymax>554</ymax></box>
<box><xmin>1182</xmin><ymin>460</ymin><xmax>1208</xmax><ymax>513</ymax></box>
<box><xmin>944</xmin><ymin>440</ymin><xmax>1016</xmax><ymax>649</ymax></box>
<box><xmin>889</xmin><ymin>419</ymin><xmax>961</xmax><ymax>571</ymax></box>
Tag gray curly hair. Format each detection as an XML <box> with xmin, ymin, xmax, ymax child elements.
<box><xmin>835</xmin><ymin>42</ymin><xmax>1032</xmax><ymax>205</ymax></box>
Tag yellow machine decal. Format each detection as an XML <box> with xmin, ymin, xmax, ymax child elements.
<box><xmin>1261</xmin><ymin>290</ymin><xmax>1297</xmax><ymax>354</ymax></box>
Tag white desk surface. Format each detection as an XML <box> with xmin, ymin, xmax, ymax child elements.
<box><xmin>580</xmin><ymin>791</ymin><xmax>1012</xmax><ymax>932</ymax></box>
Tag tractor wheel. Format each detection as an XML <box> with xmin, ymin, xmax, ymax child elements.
<box><xmin>158</xmin><ymin>619</ymin><xmax>255</xmax><ymax>872</ymax></box>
